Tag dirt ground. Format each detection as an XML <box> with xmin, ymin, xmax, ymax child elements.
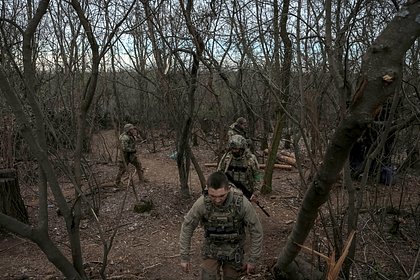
<box><xmin>0</xmin><ymin>130</ymin><xmax>418</xmax><ymax>280</ymax></box>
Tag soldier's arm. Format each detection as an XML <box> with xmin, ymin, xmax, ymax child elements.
<box><xmin>216</xmin><ymin>153</ymin><xmax>229</xmax><ymax>172</ymax></box>
<box><xmin>242</xmin><ymin>198</ymin><xmax>263</xmax><ymax>264</ymax></box>
<box><xmin>227</xmin><ymin>129</ymin><xmax>234</xmax><ymax>139</ymax></box>
<box><xmin>250</xmin><ymin>154</ymin><xmax>262</xmax><ymax>192</ymax></box>
<box><xmin>179</xmin><ymin>196</ymin><xmax>205</xmax><ymax>262</ymax></box>
<box><xmin>119</xmin><ymin>135</ymin><xmax>129</xmax><ymax>152</ymax></box>
<box><xmin>120</xmin><ymin>135</ymin><xmax>136</xmax><ymax>153</ymax></box>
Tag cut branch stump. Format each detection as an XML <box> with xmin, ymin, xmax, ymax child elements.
<box><xmin>0</xmin><ymin>169</ymin><xmax>29</xmax><ymax>227</ymax></box>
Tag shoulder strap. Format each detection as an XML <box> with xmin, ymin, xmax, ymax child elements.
<box><xmin>232</xmin><ymin>192</ymin><xmax>243</xmax><ymax>216</ymax></box>
<box><xmin>219</xmin><ymin>152</ymin><xmax>233</xmax><ymax>173</ymax></box>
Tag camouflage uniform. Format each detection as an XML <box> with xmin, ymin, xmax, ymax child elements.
<box><xmin>217</xmin><ymin>135</ymin><xmax>261</xmax><ymax>195</ymax></box>
<box><xmin>115</xmin><ymin>124</ymin><xmax>144</xmax><ymax>185</ymax></box>
<box><xmin>179</xmin><ymin>191</ymin><xmax>263</xmax><ymax>280</ymax></box>
<box><xmin>227</xmin><ymin>122</ymin><xmax>248</xmax><ymax>142</ymax></box>
<box><xmin>227</xmin><ymin>117</ymin><xmax>254</xmax><ymax>152</ymax></box>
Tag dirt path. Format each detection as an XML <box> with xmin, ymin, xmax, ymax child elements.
<box><xmin>0</xmin><ymin>131</ymin><xmax>418</xmax><ymax>279</ymax></box>
<box><xmin>0</xmin><ymin>136</ymin><xmax>299</xmax><ymax>280</ymax></box>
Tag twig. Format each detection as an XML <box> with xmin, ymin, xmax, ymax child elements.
<box><xmin>295</xmin><ymin>231</ymin><xmax>356</xmax><ymax>280</ymax></box>
<box><xmin>142</xmin><ymin>263</ymin><xmax>162</xmax><ymax>272</ymax></box>
<box><xmin>83</xmin><ymin>260</ymin><xmax>103</xmax><ymax>266</ymax></box>
<box><xmin>0</xmin><ymin>240</ymin><xmax>29</xmax><ymax>253</ymax></box>
<box><xmin>411</xmin><ymin>247</ymin><xmax>420</xmax><ymax>278</ymax></box>
<box><xmin>105</xmin><ymin>222</ymin><xmax>132</xmax><ymax>232</ymax></box>
<box><xmin>108</xmin><ymin>274</ymin><xmax>144</xmax><ymax>279</ymax></box>
<box><xmin>354</xmin><ymin>259</ymin><xmax>391</xmax><ymax>280</ymax></box>
<box><xmin>367</xmin><ymin>212</ymin><xmax>409</xmax><ymax>276</ymax></box>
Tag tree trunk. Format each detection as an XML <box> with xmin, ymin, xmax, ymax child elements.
<box><xmin>262</xmin><ymin>114</ymin><xmax>284</xmax><ymax>194</ymax></box>
<box><xmin>177</xmin><ymin>117</ymin><xmax>192</xmax><ymax>197</ymax></box>
<box><xmin>0</xmin><ymin>169</ymin><xmax>29</xmax><ymax>226</ymax></box>
<box><xmin>262</xmin><ymin>0</ymin><xmax>292</xmax><ymax>193</ymax></box>
<box><xmin>177</xmin><ymin>0</ymin><xmax>204</xmax><ymax>198</ymax></box>
<box><xmin>189</xmin><ymin>148</ymin><xmax>206</xmax><ymax>191</ymax></box>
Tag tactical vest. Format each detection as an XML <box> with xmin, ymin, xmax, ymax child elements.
<box><xmin>119</xmin><ymin>133</ymin><xmax>136</xmax><ymax>153</ymax></box>
<box><xmin>202</xmin><ymin>192</ymin><xmax>245</xmax><ymax>264</ymax></box>
<box><xmin>224</xmin><ymin>153</ymin><xmax>255</xmax><ymax>193</ymax></box>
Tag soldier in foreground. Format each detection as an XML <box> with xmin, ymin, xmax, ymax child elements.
<box><xmin>179</xmin><ymin>171</ymin><xmax>263</xmax><ymax>280</ymax></box>
<box><xmin>115</xmin><ymin>123</ymin><xmax>145</xmax><ymax>187</ymax></box>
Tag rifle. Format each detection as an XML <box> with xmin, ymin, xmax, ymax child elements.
<box><xmin>225</xmin><ymin>173</ymin><xmax>270</xmax><ymax>217</ymax></box>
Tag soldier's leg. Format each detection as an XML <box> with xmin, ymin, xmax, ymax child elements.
<box><xmin>222</xmin><ymin>262</ymin><xmax>242</xmax><ymax>280</ymax></box>
<box><xmin>200</xmin><ymin>258</ymin><xmax>221</xmax><ymax>280</ymax></box>
<box><xmin>130</xmin><ymin>155</ymin><xmax>145</xmax><ymax>182</ymax></box>
<box><xmin>115</xmin><ymin>152</ymin><xmax>130</xmax><ymax>186</ymax></box>
<box><xmin>115</xmin><ymin>160</ymin><xmax>126</xmax><ymax>186</ymax></box>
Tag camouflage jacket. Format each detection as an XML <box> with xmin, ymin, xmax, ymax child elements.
<box><xmin>227</xmin><ymin>122</ymin><xmax>248</xmax><ymax>141</ymax></box>
<box><xmin>217</xmin><ymin>150</ymin><xmax>261</xmax><ymax>194</ymax></box>
<box><xmin>119</xmin><ymin>132</ymin><xmax>136</xmax><ymax>153</ymax></box>
<box><xmin>179</xmin><ymin>191</ymin><xmax>263</xmax><ymax>264</ymax></box>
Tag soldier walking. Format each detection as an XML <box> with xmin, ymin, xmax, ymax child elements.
<box><xmin>218</xmin><ymin>134</ymin><xmax>261</xmax><ymax>202</ymax></box>
<box><xmin>115</xmin><ymin>123</ymin><xmax>145</xmax><ymax>187</ymax></box>
<box><xmin>179</xmin><ymin>171</ymin><xmax>263</xmax><ymax>280</ymax></box>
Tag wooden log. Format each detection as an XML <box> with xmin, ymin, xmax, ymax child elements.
<box><xmin>277</xmin><ymin>154</ymin><xmax>296</xmax><ymax>167</ymax></box>
<box><xmin>204</xmin><ymin>163</ymin><xmax>293</xmax><ymax>170</ymax></box>
<box><xmin>260</xmin><ymin>164</ymin><xmax>293</xmax><ymax>170</ymax></box>
<box><xmin>263</xmin><ymin>149</ymin><xmax>297</xmax><ymax>166</ymax></box>
<box><xmin>279</xmin><ymin>150</ymin><xmax>295</xmax><ymax>158</ymax></box>
<box><xmin>204</xmin><ymin>163</ymin><xmax>219</xmax><ymax>168</ymax></box>
<box><xmin>0</xmin><ymin>169</ymin><xmax>29</xmax><ymax>226</ymax></box>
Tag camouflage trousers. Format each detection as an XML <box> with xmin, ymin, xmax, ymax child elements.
<box><xmin>200</xmin><ymin>259</ymin><xmax>242</xmax><ymax>280</ymax></box>
<box><xmin>115</xmin><ymin>152</ymin><xmax>144</xmax><ymax>185</ymax></box>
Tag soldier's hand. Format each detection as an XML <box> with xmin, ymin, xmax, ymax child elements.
<box><xmin>250</xmin><ymin>193</ymin><xmax>259</xmax><ymax>203</ymax></box>
<box><xmin>245</xmin><ymin>263</ymin><xmax>256</xmax><ymax>275</ymax></box>
<box><xmin>180</xmin><ymin>261</ymin><xmax>191</xmax><ymax>273</ymax></box>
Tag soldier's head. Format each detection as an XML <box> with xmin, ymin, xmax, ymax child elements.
<box><xmin>206</xmin><ymin>171</ymin><xmax>230</xmax><ymax>206</ymax></box>
<box><xmin>229</xmin><ymin>134</ymin><xmax>246</xmax><ymax>158</ymax></box>
<box><xmin>236</xmin><ymin>117</ymin><xmax>247</xmax><ymax>130</ymax></box>
<box><xmin>124</xmin><ymin>123</ymin><xmax>136</xmax><ymax>134</ymax></box>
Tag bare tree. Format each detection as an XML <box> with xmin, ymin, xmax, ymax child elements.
<box><xmin>273</xmin><ymin>2</ymin><xmax>420</xmax><ymax>278</ymax></box>
<box><xmin>262</xmin><ymin>0</ymin><xmax>293</xmax><ymax>194</ymax></box>
<box><xmin>0</xmin><ymin>0</ymin><xmax>418</xmax><ymax>278</ymax></box>
<box><xmin>0</xmin><ymin>1</ymin><xmax>85</xmax><ymax>278</ymax></box>
<box><xmin>0</xmin><ymin>0</ymin><xmax>136</xmax><ymax>278</ymax></box>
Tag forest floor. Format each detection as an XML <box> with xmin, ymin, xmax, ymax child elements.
<box><xmin>0</xmin><ymin>129</ymin><xmax>419</xmax><ymax>280</ymax></box>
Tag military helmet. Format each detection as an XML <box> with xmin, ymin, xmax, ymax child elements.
<box><xmin>236</xmin><ymin>117</ymin><xmax>247</xmax><ymax>126</ymax></box>
<box><xmin>124</xmin><ymin>123</ymin><xmax>136</xmax><ymax>133</ymax></box>
<box><xmin>229</xmin><ymin>134</ymin><xmax>246</xmax><ymax>149</ymax></box>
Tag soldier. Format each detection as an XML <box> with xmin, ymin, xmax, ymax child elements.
<box><xmin>115</xmin><ymin>123</ymin><xmax>145</xmax><ymax>187</ymax></box>
<box><xmin>227</xmin><ymin>117</ymin><xmax>248</xmax><ymax>141</ymax></box>
<box><xmin>217</xmin><ymin>134</ymin><xmax>261</xmax><ymax>202</ymax></box>
<box><xmin>227</xmin><ymin>117</ymin><xmax>255</xmax><ymax>152</ymax></box>
<box><xmin>179</xmin><ymin>171</ymin><xmax>263</xmax><ymax>280</ymax></box>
